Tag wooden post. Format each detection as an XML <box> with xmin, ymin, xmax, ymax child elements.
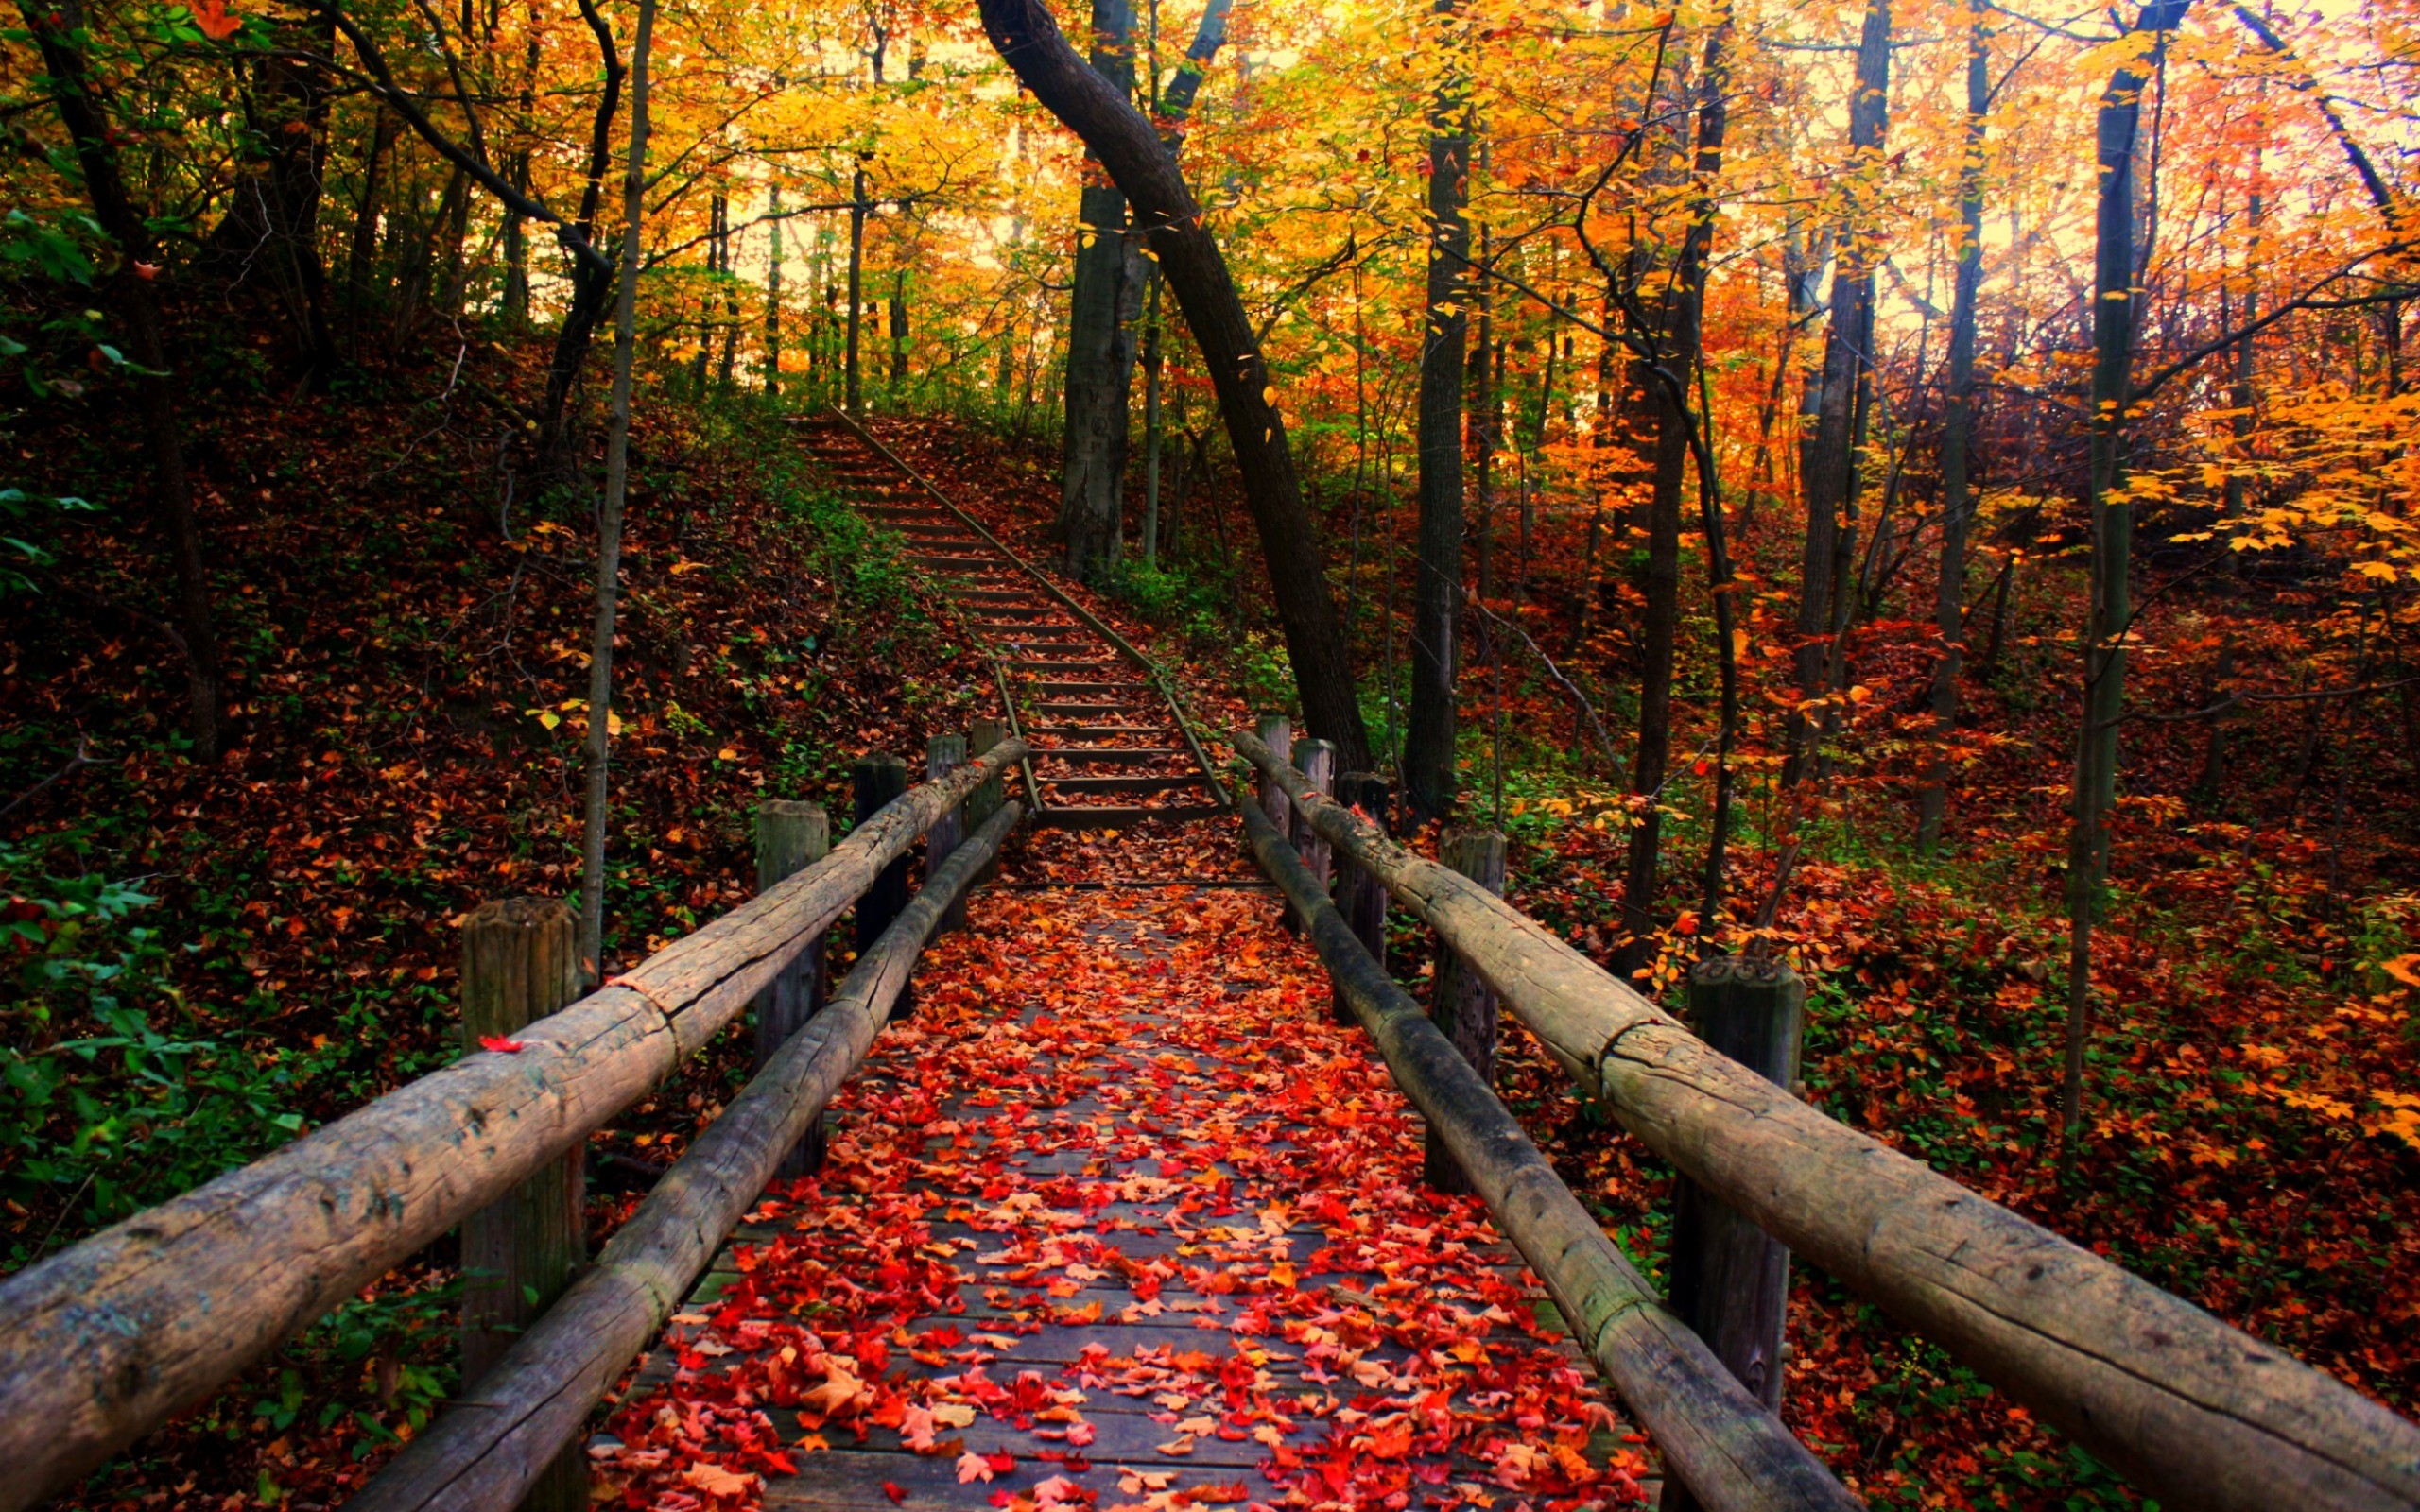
<box><xmin>853</xmin><ymin>750</ymin><xmax>912</xmax><ymax>1018</ymax></box>
<box><xmin>1426</xmin><ymin>828</ymin><xmax>1506</xmax><ymax>1194</ymax></box>
<box><xmin>1256</xmin><ymin>713</ymin><xmax>1295</xmax><ymax>931</ymax></box>
<box><xmin>1333</xmin><ymin>772</ymin><xmax>1392</xmax><ymax>1022</ymax></box>
<box><xmin>968</xmin><ymin>717</ymin><xmax>1007</xmax><ymax>882</ymax></box>
<box><xmin>1662</xmin><ymin>954</ymin><xmax>1805</xmax><ymax>1512</ymax></box>
<box><xmin>1253</xmin><ymin>713</ymin><xmax>1292</xmax><ymax>831</ymax></box>
<box><xmin>1288</xmin><ymin>738</ymin><xmax>1335</xmax><ymax>937</ymax></box>
<box><xmin>754</xmin><ymin>800</ymin><xmax>830</xmax><ymax>1177</ymax></box>
<box><xmin>927</xmin><ymin>733</ymin><xmax>968</xmax><ymax>932</ymax></box>
<box><xmin>458</xmin><ymin>897</ymin><xmax>586</xmax><ymax>1512</ymax></box>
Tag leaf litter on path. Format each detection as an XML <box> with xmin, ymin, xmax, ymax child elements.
<box><xmin>596</xmin><ymin>862</ymin><xmax>1647</xmax><ymax>1512</ymax></box>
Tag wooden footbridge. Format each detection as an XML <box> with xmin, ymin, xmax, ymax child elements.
<box><xmin>3</xmin><ymin>421</ymin><xmax>2417</xmax><ymax>1512</ymax></box>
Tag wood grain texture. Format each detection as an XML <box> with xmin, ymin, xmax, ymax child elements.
<box><xmin>0</xmin><ymin>740</ymin><xmax>1025</xmax><ymax>1512</ymax></box>
<box><xmin>1232</xmin><ymin>726</ymin><xmax>2420</xmax><ymax>1512</ymax></box>
<box><xmin>350</xmin><ymin>800</ymin><xmax>1026</xmax><ymax>1512</ymax></box>
<box><xmin>1238</xmin><ymin>799</ymin><xmax>1857</xmax><ymax>1512</ymax></box>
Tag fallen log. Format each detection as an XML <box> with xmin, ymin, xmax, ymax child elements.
<box><xmin>0</xmin><ymin>740</ymin><xmax>1026</xmax><ymax>1512</ymax></box>
<box><xmin>350</xmin><ymin>799</ymin><xmax>1025</xmax><ymax>1512</ymax></box>
<box><xmin>1240</xmin><ymin>800</ymin><xmax>1858</xmax><ymax>1512</ymax></box>
<box><xmin>1231</xmin><ymin>726</ymin><xmax>2420</xmax><ymax>1512</ymax></box>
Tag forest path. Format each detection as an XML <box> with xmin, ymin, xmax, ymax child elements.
<box><xmin>592</xmin><ymin>883</ymin><xmax>1647</xmax><ymax>1511</ymax></box>
<box><xmin>792</xmin><ymin>412</ymin><xmax>1224</xmax><ymax>834</ymax></box>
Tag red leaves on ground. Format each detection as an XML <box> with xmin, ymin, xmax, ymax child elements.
<box><xmin>593</xmin><ymin>879</ymin><xmax>1648</xmax><ymax>1511</ymax></box>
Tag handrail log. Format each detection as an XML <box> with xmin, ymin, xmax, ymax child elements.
<box><xmin>1231</xmin><ymin>727</ymin><xmax>2420</xmax><ymax>1512</ymax></box>
<box><xmin>352</xmin><ymin>799</ymin><xmax>1027</xmax><ymax>1512</ymax></box>
<box><xmin>1239</xmin><ymin>801</ymin><xmax>1858</xmax><ymax>1512</ymax></box>
<box><xmin>0</xmin><ymin>739</ymin><xmax>1027</xmax><ymax>1512</ymax></box>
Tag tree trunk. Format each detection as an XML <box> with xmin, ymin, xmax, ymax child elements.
<box><xmin>347</xmin><ymin>107</ymin><xmax>400</xmax><ymax>318</ymax></box>
<box><xmin>501</xmin><ymin>28</ymin><xmax>540</xmax><ymax>327</ymax></box>
<box><xmin>845</xmin><ymin>167</ymin><xmax>866</xmax><ymax>413</ymax></box>
<box><xmin>579</xmin><ymin>0</ymin><xmax>656</xmax><ymax>976</ymax></box>
<box><xmin>1057</xmin><ymin>0</ymin><xmax>1141</xmax><ymax>580</ymax></box>
<box><xmin>764</xmin><ymin>183</ymin><xmax>783</xmax><ymax>395</ymax></box>
<box><xmin>2063</xmin><ymin>0</ymin><xmax>2191</xmax><ymax>1162</ymax></box>
<box><xmin>978</xmin><ymin>0</ymin><xmax>1372</xmax><ymax>770</ymax></box>
<box><xmin>537</xmin><ymin>0</ymin><xmax>625</xmax><ymax>464</ymax></box>
<box><xmin>1141</xmin><ymin>270</ymin><xmax>1166</xmax><ymax>563</ymax></box>
<box><xmin>1620</xmin><ymin>16</ymin><xmax>1730</xmax><ymax>971</ymax></box>
<box><xmin>887</xmin><ymin>270</ymin><xmax>908</xmax><ymax>398</ymax></box>
<box><xmin>1787</xmin><ymin>0</ymin><xmax>1890</xmax><ymax>788</ymax></box>
<box><xmin>21</xmin><ymin>0</ymin><xmax>222</xmax><ymax>760</ymax></box>
<box><xmin>1917</xmin><ymin>0</ymin><xmax>1990</xmax><ymax>857</ymax></box>
<box><xmin>1404</xmin><ymin>0</ymin><xmax>1470</xmax><ymax>827</ymax></box>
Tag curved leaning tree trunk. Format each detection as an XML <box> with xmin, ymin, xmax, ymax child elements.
<box><xmin>979</xmin><ymin>0</ymin><xmax>1373</xmax><ymax>770</ymax></box>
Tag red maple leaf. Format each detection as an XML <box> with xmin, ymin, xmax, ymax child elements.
<box><xmin>191</xmin><ymin>0</ymin><xmax>240</xmax><ymax>40</ymax></box>
<box><xmin>478</xmin><ymin>1035</ymin><xmax>525</xmax><ymax>1053</ymax></box>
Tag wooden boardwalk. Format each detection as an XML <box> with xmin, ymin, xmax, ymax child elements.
<box><xmin>593</xmin><ymin>883</ymin><xmax>1646</xmax><ymax>1510</ymax></box>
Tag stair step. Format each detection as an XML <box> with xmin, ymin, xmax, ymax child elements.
<box><xmin>1035</xmin><ymin>803</ymin><xmax>1226</xmax><ymax>830</ymax></box>
<box><xmin>1035</xmin><ymin>700</ymin><xmax>1159</xmax><ymax>715</ymax></box>
<box><xmin>1043</xmin><ymin>774</ymin><xmax>1205</xmax><ymax>795</ymax></box>
<box><xmin>1026</xmin><ymin>724</ymin><xmax>1165</xmax><ymax>738</ymax></box>
<box><xmin>1038</xmin><ymin>680</ymin><xmax>1148</xmax><ymax>696</ymax></box>
<box><xmin>1011</xmin><ymin>660</ymin><xmax>1121</xmax><ymax>673</ymax></box>
<box><xmin>1034</xmin><ymin>747</ymin><xmax>1187</xmax><ymax>764</ymax></box>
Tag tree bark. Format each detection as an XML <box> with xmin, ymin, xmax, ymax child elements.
<box><xmin>2063</xmin><ymin>0</ymin><xmax>2192</xmax><ymax>1161</ymax></box>
<box><xmin>578</xmin><ymin>0</ymin><xmax>655</xmax><ymax>978</ymax></box>
<box><xmin>1057</xmin><ymin>0</ymin><xmax>1142</xmax><ymax>580</ymax></box>
<box><xmin>764</xmin><ymin>182</ymin><xmax>784</xmax><ymax>395</ymax></box>
<box><xmin>538</xmin><ymin>0</ymin><xmax>626</xmax><ymax>465</ymax></box>
<box><xmin>845</xmin><ymin>165</ymin><xmax>866</xmax><ymax>413</ymax></box>
<box><xmin>1404</xmin><ymin>0</ymin><xmax>1471</xmax><ymax>825</ymax></box>
<box><xmin>1620</xmin><ymin>17</ymin><xmax>1730</xmax><ymax>971</ymax></box>
<box><xmin>1917</xmin><ymin>0</ymin><xmax>1990</xmax><ymax>856</ymax></box>
<box><xmin>1786</xmin><ymin>0</ymin><xmax>1890</xmax><ymax>788</ymax></box>
<box><xmin>21</xmin><ymin>0</ymin><xmax>222</xmax><ymax>760</ymax></box>
<box><xmin>978</xmin><ymin>0</ymin><xmax>1372</xmax><ymax>769</ymax></box>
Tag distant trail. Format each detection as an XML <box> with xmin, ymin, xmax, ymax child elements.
<box><xmin>593</xmin><ymin>885</ymin><xmax>1646</xmax><ymax>1510</ymax></box>
<box><xmin>791</xmin><ymin>412</ymin><xmax>1224</xmax><ymax>834</ymax></box>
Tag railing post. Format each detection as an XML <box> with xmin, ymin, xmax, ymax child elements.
<box><xmin>458</xmin><ymin>897</ymin><xmax>586</xmax><ymax>1512</ymax></box>
<box><xmin>1288</xmin><ymin>739</ymin><xmax>1335</xmax><ymax>940</ymax></box>
<box><xmin>968</xmin><ymin>717</ymin><xmax>1008</xmax><ymax>882</ymax></box>
<box><xmin>927</xmin><ymin>733</ymin><xmax>969</xmax><ymax>932</ymax></box>
<box><xmin>853</xmin><ymin>750</ymin><xmax>912</xmax><ymax>1018</ymax></box>
<box><xmin>754</xmin><ymin>800</ymin><xmax>830</xmax><ymax>1177</ymax></box>
<box><xmin>1255</xmin><ymin>713</ymin><xmax>1294</xmax><ymax>929</ymax></box>
<box><xmin>1253</xmin><ymin>713</ymin><xmax>1292</xmax><ymax>830</ymax></box>
<box><xmin>1333</xmin><ymin>771</ymin><xmax>1392</xmax><ymax>1022</ymax></box>
<box><xmin>1663</xmin><ymin>953</ymin><xmax>1805</xmax><ymax>1512</ymax></box>
<box><xmin>1425</xmin><ymin>828</ymin><xmax>1507</xmax><ymax>1194</ymax></box>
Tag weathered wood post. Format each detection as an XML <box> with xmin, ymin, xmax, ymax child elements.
<box><xmin>1662</xmin><ymin>953</ymin><xmax>1806</xmax><ymax>1512</ymax></box>
<box><xmin>1333</xmin><ymin>772</ymin><xmax>1392</xmax><ymax>1022</ymax></box>
<box><xmin>1253</xmin><ymin>713</ymin><xmax>1292</xmax><ymax>830</ymax></box>
<box><xmin>754</xmin><ymin>800</ymin><xmax>830</xmax><ymax>1177</ymax></box>
<box><xmin>1255</xmin><ymin>713</ymin><xmax>1294</xmax><ymax>929</ymax></box>
<box><xmin>1288</xmin><ymin>738</ymin><xmax>1335</xmax><ymax>937</ymax></box>
<box><xmin>968</xmin><ymin>717</ymin><xmax>1008</xmax><ymax>882</ymax></box>
<box><xmin>1425</xmin><ymin>828</ymin><xmax>1507</xmax><ymax>1194</ymax></box>
<box><xmin>854</xmin><ymin>750</ymin><xmax>912</xmax><ymax>1018</ymax></box>
<box><xmin>927</xmin><ymin>733</ymin><xmax>969</xmax><ymax>932</ymax></box>
<box><xmin>458</xmin><ymin>897</ymin><xmax>586</xmax><ymax>1512</ymax></box>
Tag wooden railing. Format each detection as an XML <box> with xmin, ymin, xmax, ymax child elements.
<box><xmin>1233</xmin><ymin>723</ymin><xmax>2420</xmax><ymax>1512</ymax></box>
<box><xmin>0</xmin><ymin>735</ymin><xmax>1028</xmax><ymax>1512</ymax></box>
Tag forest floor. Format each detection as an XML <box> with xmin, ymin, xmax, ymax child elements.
<box><xmin>5</xmin><ymin>376</ymin><xmax>2418</xmax><ymax>1511</ymax></box>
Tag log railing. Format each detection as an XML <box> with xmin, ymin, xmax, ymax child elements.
<box><xmin>353</xmin><ymin>798</ymin><xmax>1025</xmax><ymax>1512</ymax></box>
<box><xmin>0</xmin><ymin>737</ymin><xmax>1028</xmax><ymax>1512</ymax></box>
<box><xmin>1233</xmin><ymin>724</ymin><xmax>2420</xmax><ymax>1512</ymax></box>
<box><xmin>1239</xmin><ymin>799</ymin><xmax>1858</xmax><ymax>1512</ymax></box>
